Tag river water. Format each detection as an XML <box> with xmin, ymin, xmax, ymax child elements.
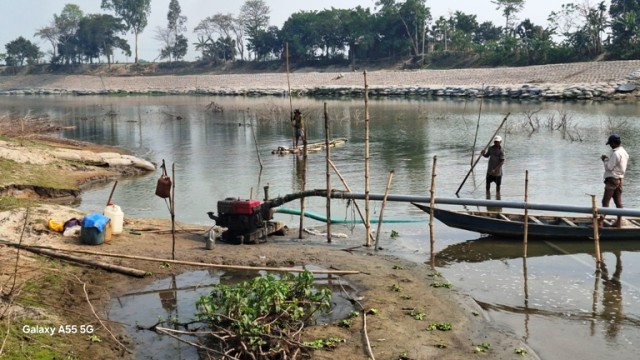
<box><xmin>2</xmin><ymin>95</ymin><xmax>640</xmax><ymax>359</ymax></box>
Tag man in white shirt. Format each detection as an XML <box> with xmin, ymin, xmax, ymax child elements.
<box><xmin>599</xmin><ymin>134</ymin><xmax>630</xmax><ymax>228</ymax></box>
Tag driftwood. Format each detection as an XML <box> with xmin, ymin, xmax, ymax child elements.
<box><xmin>7</xmin><ymin>243</ymin><xmax>360</xmax><ymax>275</ymax></box>
<box><xmin>2</xmin><ymin>242</ymin><xmax>147</xmax><ymax>278</ymax></box>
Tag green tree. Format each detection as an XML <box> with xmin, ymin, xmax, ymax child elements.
<box><xmin>491</xmin><ymin>0</ymin><xmax>525</xmax><ymax>34</ymax></box>
<box><xmin>74</xmin><ymin>14</ymin><xmax>130</xmax><ymax>64</ymax></box>
<box><xmin>101</xmin><ymin>0</ymin><xmax>151</xmax><ymax>63</ymax></box>
<box><xmin>247</xmin><ymin>26</ymin><xmax>279</xmax><ymax>60</ymax></box>
<box><xmin>608</xmin><ymin>0</ymin><xmax>640</xmax><ymax>59</ymax></box>
<box><xmin>194</xmin><ymin>13</ymin><xmax>240</xmax><ymax>60</ymax></box>
<box><xmin>240</xmin><ymin>0</ymin><xmax>270</xmax><ymax>59</ymax></box>
<box><xmin>5</xmin><ymin>36</ymin><xmax>41</xmax><ymax>66</ymax></box>
<box><xmin>54</xmin><ymin>4</ymin><xmax>84</xmax><ymax>64</ymax></box>
<box><xmin>516</xmin><ymin>19</ymin><xmax>554</xmax><ymax>64</ymax></box>
<box><xmin>34</xmin><ymin>21</ymin><xmax>60</xmax><ymax>61</ymax></box>
<box><xmin>166</xmin><ymin>0</ymin><xmax>188</xmax><ymax>61</ymax></box>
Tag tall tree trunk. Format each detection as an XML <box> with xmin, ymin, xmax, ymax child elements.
<box><xmin>135</xmin><ymin>30</ymin><xmax>139</xmax><ymax>64</ymax></box>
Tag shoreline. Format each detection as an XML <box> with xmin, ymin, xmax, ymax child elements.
<box><xmin>0</xmin><ymin>60</ymin><xmax>639</xmax><ymax>101</ymax></box>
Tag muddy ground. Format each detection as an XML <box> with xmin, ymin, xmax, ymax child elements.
<box><xmin>0</xmin><ymin>134</ymin><xmax>536</xmax><ymax>359</ymax></box>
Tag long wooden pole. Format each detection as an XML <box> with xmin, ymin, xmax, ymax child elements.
<box><xmin>13</xmin><ymin>245</ymin><xmax>146</xmax><ymax>277</ymax></box>
<box><xmin>285</xmin><ymin>43</ymin><xmax>295</xmax><ymax>148</ymax></box>
<box><xmin>106</xmin><ymin>180</ymin><xmax>118</xmax><ymax>205</ymax></box>
<box><xmin>324</xmin><ymin>103</ymin><xmax>332</xmax><ymax>243</ymax></box>
<box><xmin>171</xmin><ymin>163</ymin><xmax>176</xmax><ymax>260</ymax></box>
<box><xmin>375</xmin><ymin>170</ymin><xmax>395</xmax><ymax>250</ymax></box>
<box><xmin>364</xmin><ymin>70</ymin><xmax>372</xmax><ymax>247</ymax></box>
<box><xmin>456</xmin><ymin>112</ymin><xmax>510</xmax><ymax>195</ymax></box>
<box><xmin>523</xmin><ymin>170</ymin><xmax>529</xmax><ymax>258</ymax></box>
<box><xmin>4</xmin><ymin>242</ymin><xmax>360</xmax><ymax>275</ymax></box>
<box><xmin>429</xmin><ymin>156</ymin><xmax>438</xmax><ymax>250</ymax></box>
<box><xmin>470</xmin><ymin>84</ymin><xmax>485</xmax><ymax>166</ymax></box>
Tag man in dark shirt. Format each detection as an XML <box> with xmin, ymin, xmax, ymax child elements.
<box><xmin>481</xmin><ymin>135</ymin><xmax>506</xmax><ymax>194</ymax></box>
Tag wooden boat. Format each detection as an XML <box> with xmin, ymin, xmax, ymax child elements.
<box><xmin>271</xmin><ymin>138</ymin><xmax>347</xmax><ymax>155</ymax></box>
<box><xmin>412</xmin><ymin>203</ymin><xmax>640</xmax><ymax>241</ymax></box>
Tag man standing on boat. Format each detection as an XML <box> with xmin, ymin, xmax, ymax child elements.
<box><xmin>600</xmin><ymin>134</ymin><xmax>629</xmax><ymax>228</ymax></box>
<box><xmin>291</xmin><ymin>109</ymin><xmax>305</xmax><ymax>148</ymax></box>
<box><xmin>481</xmin><ymin>135</ymin><xmax>506</xmax><ymax>195</ymax></box>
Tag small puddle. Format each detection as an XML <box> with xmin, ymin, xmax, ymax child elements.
<box><xmin>108</xmin><ymin>266</ymin><xmax>358</xmax><ymax>359</ymax></box>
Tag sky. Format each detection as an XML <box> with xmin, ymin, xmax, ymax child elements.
<box><xmin>0</xmin><ymin>0</ymin><xmax>604</xmax><ymax>62</ymax></box>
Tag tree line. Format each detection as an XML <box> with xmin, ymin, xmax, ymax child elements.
<box><xmin>2</xmin><ymin>0</ymin><xmax>640</xmax><ymax>69</ymax></box>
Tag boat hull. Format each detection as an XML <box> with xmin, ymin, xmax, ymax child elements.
<box><xmin>413</xmin><ymin>203</ymin><xmax>640</xmax><ymax>241</ymax></box>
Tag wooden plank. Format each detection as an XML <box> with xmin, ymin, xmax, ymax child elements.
<box><xmin>528</xmin><ymin>215</ymin><xmax>544</xmax><ymax>225</ymax></box>
<box><xmin>628</xmin><ymin>219</ymin><xmax>640</xmax><ymax>227</ymax></box>
<box><xmin>498</xmin><ymin>213</ymin><xmax>511</xmax><ymax>221</ymax></box>
<box><xmin>560</xmin><ymin>217</ymin><xmax>578</xmax><ymax>227</ymax></box>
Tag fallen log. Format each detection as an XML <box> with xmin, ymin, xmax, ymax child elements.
<box><xmin>3</xmin><ymin>243</ymin><xmax>147</xmax><ymax>278</ymax></box>
<box><xmin>0</xmin><ymin>242</ymin><xmax>360</xmax><ymax>275</ymax></box>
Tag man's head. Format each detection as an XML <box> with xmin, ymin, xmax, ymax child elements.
<box><xmin>606</xmin><ymin>134</ymin><xmax>621</xmax><ymax>147</ymax></box>
<box><xmin>493</xmin><ymin>135</ymin><xmax>502</xmax><ymax>143</ymax></box>
<box><xmin>294</xmin><ymin>109</ymin><xmax>301</xmax><ymax>114</ymax></box>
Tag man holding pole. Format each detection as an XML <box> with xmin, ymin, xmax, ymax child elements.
<box><xmin>481</xmin><ymin>135</ymin><xmax>506</xmax><ymax>195</ymax></box>
<box><xmin>292</xmin><ymin>109</ymin><xmax>305</xmax><ymax>148</ymax></box>
<box><xmin>599</xmin><ymin>134</ymin><xmax>629</xmax><ymax>228</ymax></box>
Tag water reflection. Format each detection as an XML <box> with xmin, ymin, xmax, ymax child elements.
<box><xmin>436</xmin><ymin>237</ymin><xmax>640</xmax><ymax>359</ymax></box>
<box><xmin>597</xmin><ymin>251</ymin><xmax>623</xmax><ymax>340</ymax></box>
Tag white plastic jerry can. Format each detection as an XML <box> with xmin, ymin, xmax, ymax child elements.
<box><xmin>104</xmin><ymin>203</ymin><xmax>124</xmax><ymax>235</ymax></box>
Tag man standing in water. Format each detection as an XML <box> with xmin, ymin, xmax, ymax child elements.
<box><xmin>291</xmin><ymin>109</ymin><xmax>305</xmax><ymax>148</ymax></box>
<box><xmin>600</xmin><ymin>134</ymin><xmax>629</xmax><ymax>228</ymax></box>
<box><xmin>481</xmin><ymin>135</ymin><xmax>506</xmax><ymax>195</ymax></box>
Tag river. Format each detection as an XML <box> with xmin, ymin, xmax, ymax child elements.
<box><xmin>2</xmin><ymin>95</ymin><xmax>640</xmax><ymax>359</ymax></box>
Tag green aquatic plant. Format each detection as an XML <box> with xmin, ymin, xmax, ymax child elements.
<box><xmin>196</xmin><ymin>271</ymin><xmax>332</xmax><ymax>358</ymax></box>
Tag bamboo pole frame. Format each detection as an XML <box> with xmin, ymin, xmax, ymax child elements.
<box><xmin>328</xmin><ymin>159</ymin><xmax>375</xmax><ymax>243</ymax></box>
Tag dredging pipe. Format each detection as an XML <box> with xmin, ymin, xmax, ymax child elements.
<box><xmin>265</xmin><ymin>189</ymin><xmax>640</xmax><ymax>218</ymax></box>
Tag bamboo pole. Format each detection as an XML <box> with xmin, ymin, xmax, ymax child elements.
<box><xmin>285</xmin><ymin>43</ymin><xmax>295</xmax><ymax>148</ymax></box>
<box><xmin>470</xmin><ymin>84</ymin><xmax>484</xmax><ymax>166</ymax></box>
<box><xmin>324</xmin><ymin>103</ymin><xmax>331</xmax><ymax>243</ymax></box>
<box><xmin>456</xmin><ymin>112</ymin><xmax>510</xmax><ymax>195</ymax></box>
<box><xmin>171</xmin><ymin>163</ymin><xmax>176</xmax><ymax>260</ymax></box>
<box><xmin>523</xmin><ymin>170</ymin><xmax>529</xmax><ymax>258</ymax></box>
<box><xmin>375</xmin><ymin>170</ymin><xmax>395</xmax><ymax>250</ymax></box>
<box><xmin>294</xmin><ymin>152</ymin><xmax>307</xmax><ymax>239</ymax></box>
<box><xmin>363</xmin><ymin>70</ymin><xmax>372</xmax><ymax>247</ymax></box>
<box><xmin>429</xmin><ymin>156</ymin><xmax>438</xmax><ymax>250</ymax></box>
<box><xmin>592</xmin><ymin>195</ymin><xmax>602</xmax><ymax>266</ymax></box>
<box><xmin>251</xmin><ymin>124</ymin><xmax>263</xmax><ymax>170</ymax></box>
<box><xmin>1</xmin><ymin>242</ymin><xmax>360</xmax><ymax>275</ymax></box>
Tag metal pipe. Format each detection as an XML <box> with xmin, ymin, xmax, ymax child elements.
<box><xmin>266</xmin><ymin>189</ymin><xmax>640</xmax><ymax>217</ymax></box>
